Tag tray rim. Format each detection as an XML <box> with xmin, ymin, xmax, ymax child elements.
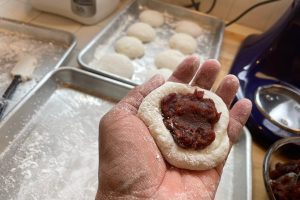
<box><xmin>77</xmin><ymin>0</ymin><xmax>225</xmax><ymax>86</ymax></box>
<box><xmin>244</xmin><ymin>127</ymin><xmax>253</xmax><ymax>200</ymax></box>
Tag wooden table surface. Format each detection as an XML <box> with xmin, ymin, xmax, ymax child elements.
<box><xmin>218</xmin><ymin>24</ymin><xmax>269</xmax><ymax>200</ymax></box>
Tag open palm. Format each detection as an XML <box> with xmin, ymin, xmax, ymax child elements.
<box><xmin>96</xmin><ymin>56</ymin><xmax>252</xmax><ymax>200</ymax></box>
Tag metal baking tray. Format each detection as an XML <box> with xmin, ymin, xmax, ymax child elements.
<box><xmin>0</xmin><ymin>68</ymin><xmax>251</xmax><ymax>199</ymax></box>
<box><xmin>215</xmin><ymin>127</ymin><xmax>252</xmax><ymax>200</ymax></box>
<box><xmin>0</xmin><ymin>67</ymin><xmax>133</xmax><ymax>200</ymax></box>
<box><xmin>0</xmin><ymin>18</ymin><xmax>76</xmax><ymax>119</ymax></box>
<box><xmin>78</xmin><ymin>0</ymin><xmax>224</xmax><ymax>86</ymax></box>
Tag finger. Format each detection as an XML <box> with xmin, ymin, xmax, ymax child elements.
<box><xmin>215</xmin><ymin>74</ymin><xmax>240</xmax><ymax>107</ymax></box>
<box><xmin>191</xmin><ymin>59</ymin><xmax>220</xmax><ymax>89</ymax></box>
<box><xmin>227</xmin><ymin>98</ymin><xmax>252</xmax><ymax>143</ymax></box>
<box><xmin>168</xmin><ymin>55</ymin><xmax>200</xmax><ymax>83</ymax></box>
<box><xmin>116</xmin><ymin>74</ymin><xmax>165</xmax><ymax>114</ymax></box>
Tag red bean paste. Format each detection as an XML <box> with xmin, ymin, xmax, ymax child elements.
<box><xmin>269</xmin><ymin>160</ymin><xmax>300</xmax><ymax>200</ymax></box>
<box><xmin>161</xmin><ymin>90</ymin><xmax>221</xmax><ymax>150</ymax></box>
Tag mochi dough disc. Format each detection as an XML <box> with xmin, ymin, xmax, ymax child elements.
<box><xmin>115</xmin><ymin>36</ymin><xmax>145</xmax><ymax>59</ymax></box>
<box><xmin>155</xmin><ymin>49</ymin><xmax>185</xmax><ymax>70</ymax></box>
<box><xmin>175</xmin><ymin>20</ymin><xmax>203</xmax><ymax>37</ymax></box>
<box><xmin>127</xmin><ymin>22</ymin><xmax>156</xmax><ymax>43</ymax></box>
<box><xmin>138</xmin><ymin>82</ymin><xmax>230</xmax><ymax>170</ymax></box>
<box><xmin>169</xmin><ymin>33</ymin><xmax>197</xmax><ymax>54</ymax></box>
<box><xmin>92</xmin><ymin>53</ymin><xmax>134</xmax><ymax>79</ymax></box>
<box><xmin>139</xmin><ymin>10</ymin><xmax>164</xmax><ymax>27</ymax></box>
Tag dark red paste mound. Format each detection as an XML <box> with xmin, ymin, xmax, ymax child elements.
<box><xmin>161</xmin><ymin>90</ymin><xmax>221</xmax><ymax>150</ymax></box>
<box><xmin>269</xmin><ymin>160</ymin><xmax>300</xmax><ymax>200</ymax></box>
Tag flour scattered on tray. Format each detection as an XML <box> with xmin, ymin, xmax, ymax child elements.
<box><xmin>0</xmin><ymin>29</ymin><xmax>68</xmax><ymax>117</ymax></box>
<box><xmin>0</xmin><ymin>88</ymin><xmax>115</xmax><ymax>200</ymax></box>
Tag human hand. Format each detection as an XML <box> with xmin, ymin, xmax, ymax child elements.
<box><xmin>96</xmin><ymin>56</ymin><xmax>252</xmax><ymax>200</ymax></box>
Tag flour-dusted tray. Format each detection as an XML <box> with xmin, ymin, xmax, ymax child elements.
<box><xmin>0</xmin><ymin>67</ymin><xmax>133</xmax><ymax>200</ymax></box>
<box><xmin>0</xmin><ymin>68</ymin><xmax>251</xmax><ymax>200</ymax></box>
<box><xmin>215</xmin><ymin>127</ymin><xmax>252</xmax><ymax>200</ymax></box>
<box><xmin>0</xmin><ymin>18</ymin><xmax>76</xmax><ymax>119</ymax></box>
<box><xmin>78</xmin><ymin>0</ymin><xmax>224</xmax><ymax>86</ymax></box>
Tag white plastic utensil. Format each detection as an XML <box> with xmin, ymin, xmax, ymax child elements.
<box><xmin>0</xmin><ymin>55</ymin><xmax>37</xmax><ymax>119</ymax></box>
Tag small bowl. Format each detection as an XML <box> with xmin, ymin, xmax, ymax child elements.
<box><xmin>263</xmin><ymin>137</ymin><xmax>300</xmax><ymax>200</ymax></box>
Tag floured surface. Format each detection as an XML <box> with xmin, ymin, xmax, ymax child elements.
<box><xmin>215</xmin><ymin>129</ymin><xmax>252</xmax><ymax>200</ymax></box>
<box><xmin>0</xmin><ymin>28</ymin><xmax>69</xmax><ymax>117</ymax></box>
<box><xmin>0</xmin><ymin>88</ymin><xmax>114</xmax><ymax>200</ymax></box>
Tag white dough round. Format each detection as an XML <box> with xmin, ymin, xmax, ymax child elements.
<box><xmin>155</xmin><ymin>50</ymin><xmax>185</xmax><ymax>70</ymax></box>
<box><xmin>169</xmin><ymin>33</ymin><xmax>197</xmax><ymax>54</ymax></box>
<box><xmin>138</xmin><ymin>82</ymin><xmax>230</xmax><ymax>170</ymax></box>
<box><xmin>115</xmin><ymin>36</ymin><xmax>145</xmax><ymax>59</ymax></box>
<box><xmin>175</xmin><ymin>20</ymin><xmax>203</xmax><ymax>37</ymax></box>
<box><xmin>92</xmin><ymin>53</ymin><xmax>134</xmax><ymax>79</ymax></box>
<box><xmin>144</xmin><ymin>68</ymin><xmax>173</xmax><ymax>82</ymax></box>
<box><xmin>139</xmin><ymin>10</ymin><xmax>164</xmax><ymax>27</ymax></box>
<box><xmin>127</xmin><ymin>22</ymin><xmax>156</xmax><ymax>43</ymax></box>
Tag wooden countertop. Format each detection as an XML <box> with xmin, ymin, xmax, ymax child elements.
<box><xmin>218</xmin><ymin>24</ymin><xmax>268</xmax><ymax>200</ymax></box>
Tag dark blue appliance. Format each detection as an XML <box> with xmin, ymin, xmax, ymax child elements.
<box><xmin>230</xmin><ymin>0</ymin><xmax>300</xmax><ymax>143</ymax></box>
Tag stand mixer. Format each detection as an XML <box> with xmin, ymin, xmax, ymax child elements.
<box><xmin>230</xmin><ymin>0</ymin><xmax>300</xmax><ymax>143</ymax></box>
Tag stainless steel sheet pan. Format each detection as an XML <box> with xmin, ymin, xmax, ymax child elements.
<box><xmin>215</xmin><ymin>128</ymin><xmax>252</xmax><ymax>200</ymax></box>
<box><xmin>0</xmin><ymin>67</ymin><xmax>133</xmax><ymax>200</ymax></box>
<box><xmin>0</xmin><ymin>68</ymin><xmax>251</xmax><ymax>200</ymax></box>
<box><xmin>78</xmin><ymin>0</ymin><xmax>224</xmax><ymax>86</ymax></box>
<box><xmin>0</xmin><ymin>18</ymin><xmax>76</xmax><ymax>119</ymax></box>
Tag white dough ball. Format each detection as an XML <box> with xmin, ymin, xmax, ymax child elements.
<box><xmin>127</xmin><ymin>22</ymin><xmax>156</xmax><ymax>43</ymax></box>
<box><xmin>169</xmin><ymin>33</ymin><xmax>197</xmax><ymax>54</ymax></box>
<box><xmin>155</xmin><ymin>50</ymin><xmax>185</xmax><ymax>70</ymax></box>
<box><xmin>175</xmin><ymin>20</ymin><xmax>203</xmax><ymax>37</ymax></box>
<box><xmin>145</xmin><ymin>68</ymin><xmax>173</xmax><ymax>81</ymax></box>
<box><xmin>139</xmin><ymin>10</ymin><xmax>164</xmax><ymax>27</ymax></box>
<box><xmin>156</xmin><ymin>68</ymin><xmax>173</xmax><ymax>79</ymax></box>
<box><xmin>92</xmin><ymin>53</ymin><xmax>134</xmax><ymax>79</ymax></box>
<box><xmin>115</xmin><ymin>36</ymin><xmax>145</xmax><ymax>59</ymax></box>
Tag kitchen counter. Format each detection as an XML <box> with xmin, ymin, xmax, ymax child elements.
<box><xmin>0</xmin><ymin>0</ymin><xmax>268</xmax><ymax>199</ymax></box>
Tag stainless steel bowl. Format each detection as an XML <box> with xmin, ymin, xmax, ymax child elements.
<box><xmin>263</xmin><ymin>137</ymin><xmax>300</xmax><ymax>200</ymax></box>
<box><xmin>255</xmin><ymin>84</ymin><xmax>300</xmax><ymax>135</ymax></box>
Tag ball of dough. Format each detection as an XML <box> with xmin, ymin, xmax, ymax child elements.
<box><xmin>155</xmin><ymin>50</ymin><xmax>185</xmax><ymax>70</ymax></box>
<box><xmin>175</xmin><ymin>20</ymin><xmax>203</xmax><ymax>37</ymax></box>
<box><xmin>138</xmin><ymin>82</ymin><xmax>230</xmax><ymax>170</ymax></box>
<box><xmin>169</xmin><ymin>33</ymin><xmax>197</xmax><ymax>54</ymax></box>
<box><xmin>115</xmin><ymin>36</ymin><xmax>145</xmax><ymax>59</ymax></box>
<box><xmin>127</xmin><ymin>22</ymin><xmax>156</xmax><ymax>43</ymax></box>
<box><xmin>139</xmin><ymin>10</ymin><xmax>164</xmax><ymax>27</ymax></box>
<box><xmin>145</xmin><ymin>68</ymin><xmax>173</xmax><ymax>81</ymax></box>
<box><xmin>92</xmin><ymin>53</ymin><xmax>134</xmax><ymax>79</ymax></box>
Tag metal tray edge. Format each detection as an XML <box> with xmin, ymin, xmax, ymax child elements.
<box><xmin>244</xmin><ymin>127</ymin><xmax>253</xmax><ymax>200</ymax></box>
